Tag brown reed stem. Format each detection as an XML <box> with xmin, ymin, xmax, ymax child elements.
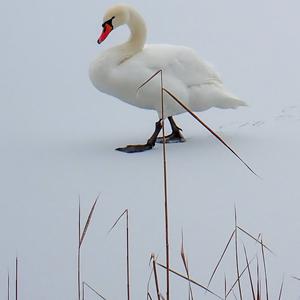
<box><xmin>278</xmin><ymin>277</ymin><xmax>284</xmax><ymax>300</ymax></box>
<box><xmin>126</xmin><ymin>210</ymin><xmax>130</xmax><ymax>300</ymax></box>
<box><xmin>237</xmin><ymin>226</ymin><xmax>273</xmax><ymax>254</ymax></box>
<box><xmin>181</xmin><ymin>231</ymin><xmax>194</xmax><ymax>300</ymax></box>
<box><xmin>208</xmin><ymin>230</ymin><xmax>235</xmax><ymax>288</ymax></box>
<box><xmin>7</xmin><ymin>272</ymin><xmax>10</xmax><ymax>300</ymax></box>
<box><xmin>152</xmin><ymin>255</ymin><xmax>161</xmax><ymax>300</ymax></box>
<box><xmin>148</xmin><ymin>292</ymin><xmax>154</xmax><ymax>300</ymax></box>
<box><xmin>78</xmin><ymin>199</ymin><xmax>81</xmax><ymax>300</ymax></box>
<box><xmin>226</xmin><ymin>256</ymin><xmax>255</xmax><ymax>298</ymax></box>
<box><xmin>138</xmin><ymin>70</ymin><xmax>172</xmax><ymax>300</ymax></box>
<box><xmin>77</xmin><ymin>195</ymin><xmax>99</xmax><ymax>300</ymax></box>
<box><xmin>157</xmin><ymin>262</ymin><xmax>223</xmax><ymax>299</ymax></box>
<box><xmin>79</xmin><ymin>195</ymin><xmax>99</xmax><ymax>247</ymax></box>
<box><xmin>162</xmin><ymin>88</ymin><xmax>258</xmax><ymax>177</ymax></box>
<box><xmin>108</xmin><ymin>209</ymin><xmax>130</xmax><ymax>300</ymax></box>
<box><xmin>83</xmin><ymin>282</ymin><xmax>107</xmax><ymax>300</ymax></box>
<box><xmin>256</xmin><ymin>257</ymin><xmax>261</xmax><ymax>300</ymax></box>
<box><xmin>15</xmin><ymin>257</ymin><xmax>18</xmax><ymax>300</ymax></box>
<box><xmin>234</xmin><ymin>208</ymin><xmax>243</xmax><ymax>300</ymax></box>
<box><xmin>242</xmin><ymin>244</ymin><xmax>255</xmax><ymax>300</ymax></box>
<box><xmin>160</xmin><ymin>71</ymin><xmax>170</xmax><ymax>300</ymax></box>
<box><xmin>82</xmin><ymin>281</ymin><xmax>85</xmax><ymax>300</ymax></box>
<box><xmin>260</xmin><ymin>236</ymin><xmax>269</xmax><ymax>300</ymax></box>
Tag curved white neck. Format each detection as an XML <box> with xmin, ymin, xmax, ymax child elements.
<box><xmin>112</xmin><ymin>8</ymin><xmax>147</xmax><ymax>61</ymax></box>
<box><xmin>126</xmin><ymin>9</ymin><xmax>147</xmax><ymax>52</ymax></box>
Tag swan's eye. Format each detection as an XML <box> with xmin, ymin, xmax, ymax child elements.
<box><xmin>102</xmin><ymin>16</ymin><xmax>115</xmax><ymax>29</ymax></box>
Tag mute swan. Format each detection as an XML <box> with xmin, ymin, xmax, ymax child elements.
<box><xmin>89</xmin><ymin>4</ymin><xmax>246</xmax><ymax>153</ymax></box>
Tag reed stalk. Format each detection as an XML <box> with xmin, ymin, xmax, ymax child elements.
<box><xmin>15</xmin><ymin>257</ymin><xmax>18</xmax><ymax>300</ymax></box>
<box><xmin>234</xmin><ymin>208</ymin><xmax>243</xmax><ymax>300</ymax></box>
<box><xmin>108</xmin><ymin>209</ymin><xmax>130</xmax><ymax>300</ymax></box>
<box><xmin>78</xmin><ymin>196</ymin><xmax>99</xmax><ymax>300</ymax></box>
<box><xmin>7</xmin><ymin>272</ymin><xmax>10</xmax><ymax>300</ymax></box>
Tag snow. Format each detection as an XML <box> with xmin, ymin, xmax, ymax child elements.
<box><xmin>1</xmin><ymin>0</ymin><xmax>300</xmax><ymax>299</ymax></box>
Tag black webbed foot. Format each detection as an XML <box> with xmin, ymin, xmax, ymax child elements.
<box><xmin>116</xmin><ymin>143</ymin><xmax>154</xmax><ymax>153</ymax></box>
<box><xmin>156</xmin><ymin>131</ymin><xmax>185</xmax><ymax>144</ymax></box>
<box><xmin>116</xmin><ymin>120</ymin><xmax>162</xmax><ymax>153</ymax></box>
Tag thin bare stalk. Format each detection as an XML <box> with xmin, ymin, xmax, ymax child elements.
<box><xmin>78</xmin><ymin>199</ymin><xmax>81</xmax><ymax>300</ymax></box>
<box><xmin>140</xmin><ymin>70</ymin><xmax>170</xmax><ymax>300</ymax></box>
<box><xmin>78</xmin><ymin>195</ymin><xmax>100</xmax><ymax>300</ymax></box>
<box><xmin>159</xmin><ymin>294</ymin><xmax>166</xmax><ymax>300</ymax></box>
<box><xmin>234</xmin><ymin>208</ymin><xmax>243</xmax><ymax>300</ymax></box>
<box><xmin>226</xmin><ymin>256</ymin><xmax>255</xmax><ymax>298</ymax></box>
<box><xmin>242</xmin><ymin>244</ymin><xmax>255</xmax><ymax>300</ymax></box>
<box><xmin>151</xmin><ymin>254</ymin><xmax>161</xmax><ymax>300</ymax></box>
<box><xmin>15</xmin><ymin>257</ymin><xmax>18</xmax><ymax>300</ymax></box>
<box><xmin>79</xmin><ymin>195</ymin><xmax>100</xmax><ymax>247</ymax></box>
<box><xmin>207</xmin><ymin>230</ymin><xmax>235</xmax><ymax>288</ymax></box>
<box><xmin>160</xmin><ymin>71</ymin><xmax>170</xmax><ymax>300</ymax></box>
<box><xmin>224</xmin><ymin>275</ymin><xmax>227</xmax><ymax>300</ymax></box>
<box><xmin>148</xmin><ymin>292</ymin><xmax>153</xmax><ymax>300</ymax></box>
<box><xmin>162</xmin><ymin>87</ymin><xmax>258</xmax><ymax>177</ymax></box>
<box><xmin>108</xmin><ymin>209</ymin><xmax>130</xmax><ymax>300</ymax></box>
<box><xmin>7</xmin><ymin>272</ymin><xmax>10</xmax><ymax>300</ymax></box>
<box><xmin>278</xmin><ymin>277</ymin><xmax>284</xmax><ymax>300</ymax></box>
<box><xmin>237</xmin><ymin>226</ymin><xmax>273</xmax><ymax>254</ymax></box>
<box><xmin>157</xmin><ymin>262</ymin><xmax>223</xmax><ymax>299</ymax></box>
<box><xmin>126</xmin><ymin>210</ymin><xmax>130</xmax><ymax>300</ymax></box>
<box><xmin>137</xmin><ymin>70</ymin><xmax>162</xmax><ymax>91</ymax></box>
<box><xmin>256</xmin><ymin>257</ymin><xmax>261</xmax><ymax>300</ymax></box>
<box><xmin>147</xmin><ymin>257</ymin><xmax>154</xmax><ymax>299</ymax></box>
<box><xmin>260</xmin><ymin>236</ymin><xmax>269</xmax><ymax>300</ymax></box>
<box><xmin>83</xmin><ymin>282</ymin><xmax>107</xmax><ymax>300</ymax></box>
<box><xmin>82</xmin><ymin>281</ymin><xmax>85</xmax><ymax>300</ymax></box>
<box><xmin>181</xmin><ymin>231</ymin><xmax>194</xmax><ymax>300</ymax></box>
<box><xmin>291</xmin><ymin>275</ymin><xmax>300</xmax><ymax>281</ymax></box>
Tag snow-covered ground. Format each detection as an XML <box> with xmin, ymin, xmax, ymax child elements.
<box><xmin>1</xmin><ymin>0</ymin><xmax>300</xmax><ymax>299</ymax></box>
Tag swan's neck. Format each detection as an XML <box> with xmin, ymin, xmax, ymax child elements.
<box><xmin>126</xmin><ymin>10</ymin><xmax>147</xmax><ymax>52</ymax></box>
<box><xmin>113</xmin><ymin>9</ymin><xmax>147</xmax><ymax>60</ymax></box>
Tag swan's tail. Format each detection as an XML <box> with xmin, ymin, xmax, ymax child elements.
<box><xmin>189</xmin><ymin>83</ymin><xmax>247</xmax><ymax>112</ymax></box>
<box><xmin>216</xmin><ymin>95</ymin><xmax>247</xmax><ymax>109</ymax></box>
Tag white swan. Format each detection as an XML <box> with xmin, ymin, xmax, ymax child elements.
<box><xmin>89</xmin><ymin>4</ymin><xmax>246</xmax><ymax>153</ymax></box>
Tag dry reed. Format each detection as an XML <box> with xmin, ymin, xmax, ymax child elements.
<box><xmin>180</xmin><ymin>231</ymin><xmax>194</xmax><ymax>300</ymax></box>
<box><xmin>234</xmin><ymin>207</ymin><xmax>243</xmax><ymax>300</ymax></box>
<box><xmin>157</xmin><ymin>262</ymin><xmax>223</xmax><ymax>299</ymax></box>
<box><xmin>243</xmin><ymin>244</ymin><xmax>255</xmax><ymax>300</ymax></box>
<box><xmin>150</xmin><ymin>254</ymin><xmax>161</xmax><ymax>300</ymax></box>
<box><xmin>15</xmin><ymin>257</ymin><xmax>18</xmax><ymax>300</ymax></box>
<box><xmin>138</xmin><ymin>69</ymin><xmax>170</xmax><ymax>300</ymax></box>
<box><xmin>260</xmin><ymin>236</ymin><xmax>269</xmax><ymax>300</ymax></box>
<box><xmin>7</xmin><ymin>272</ymin><xmax>10</xmax><ymax>300</ymax></box>
<box><xmin>108</xmin><ymin>209</ymin><xmax>130</xmax><ymax>300</ymax></box>
<box><xmin>78</xmin><ymin>195</ymin><xmax>99</xmax><ymax>300</ymax></box>
<box><xmin>207</xmin><ymin>230</ymin><xmax>235</xmax><ymax>289</ymax></box>
<box><xmin>83</xmin><ymin>281</ymin><xmax>107</xmax><ymax>300</ymax></box>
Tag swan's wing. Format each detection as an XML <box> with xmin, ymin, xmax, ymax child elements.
<box><xmin>140</xmin><ymin>44</ymin><xmax>223</xmax><ymax>87</ymax></box>
<box><xmin>111</xmin><ymin>44</ymin><xmax>243</xmax><ymax>116</ymax></box>
<box><xmin>113</xmin><ymin>44</ymin><xmax>222</xmax><ymax>91</ymax></box>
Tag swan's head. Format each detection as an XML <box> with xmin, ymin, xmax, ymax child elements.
<box><xmin>97</xmin><ymin>5</ymin><xmax>130</xmax><ymax>44</ymax></box>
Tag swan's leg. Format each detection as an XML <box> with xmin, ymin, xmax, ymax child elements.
<box><xmin>116</xmin><ymin>120</ymin><xmax>162</xmax><ymax>153</ymax></box>
<box><xmin>156</xmin><ymin>116</ymin><xmax>185</xmax><ymax>144</ymax></box>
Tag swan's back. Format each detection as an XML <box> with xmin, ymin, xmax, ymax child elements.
<box><xmin>106</xmin><ymin>44</ymin><xmax>245</xmax><ymax>116</ymax></box>
<box><xmin>119</xmin><ymin>44</ymin><xmax>222</xmax><ymax>87</ymax></box>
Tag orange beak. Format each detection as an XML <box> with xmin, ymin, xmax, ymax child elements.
<box><xmin>97</xmin><ymin>23</ymin><xmax>113</xmax><ymax>44</ymax></box>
